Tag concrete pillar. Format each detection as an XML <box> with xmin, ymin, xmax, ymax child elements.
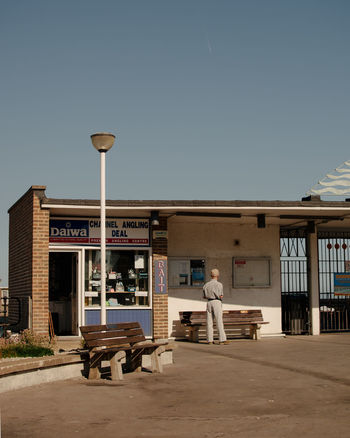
<box><xmin>308</xmin><ymin>232</ymin><xmax>320</xmax><ymax>335</ymax></box>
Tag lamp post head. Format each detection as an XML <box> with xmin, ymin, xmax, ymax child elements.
<box><xmin>91</xmin><ymin>132</ymin><xmax>116</xmax><ymax>152</ymax></box>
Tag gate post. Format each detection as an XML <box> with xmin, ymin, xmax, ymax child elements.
<box><xmin>307</xmin><ymin>232</ymin><xmax>320</xmax><ymax>335</ymax></box>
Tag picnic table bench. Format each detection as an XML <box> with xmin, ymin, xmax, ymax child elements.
<box><xmin>179</xmin><ymin>309</ymin><xmax>269</xmax><ymax>342</ymax></box>
<box><xmin>80</xmin><ymin>322</ymin><xmax>168</xmax><ymax>380</ymax></box>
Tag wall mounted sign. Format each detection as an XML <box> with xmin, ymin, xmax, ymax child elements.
<box><xmin>153</xmin><ymin>230</ymin><xmax>168</xmax><ymax>240</ymax></box>
<box><xmin>155</xmin><ymin>259</ymin><xmax>167</xmax><ymax>294</ymax></box>
<box><xmin>334</xmin><ymin>273</ymin><xmax>350</xmax><ymax>296</ymax></box>
<box><xmin>50</xmin><ymin>218</ymin><xmax>150</xmax><ymax>247</ymax></box>
<box><xmin>233</xmin><ymin>257</ymin><xmax>271</xmax><ymax>288</ymax></box>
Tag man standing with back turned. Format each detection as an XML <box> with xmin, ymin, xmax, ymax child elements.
<box><xmin>203</xmin><ymin>268</ymin><xmax>229</xmax><ymax>344</ymax></box>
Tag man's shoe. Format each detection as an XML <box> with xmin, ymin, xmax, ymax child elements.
<box><xmin>206</xmin><ymin>341</ymin><xmax>213</xmax><ymax>344</ymax></box>
<box><xmin>219</xmin><ymin>341</ymin><xmax>230</xmax><ymax>345</ymax></box>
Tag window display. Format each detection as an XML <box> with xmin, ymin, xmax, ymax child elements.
<box><xmin>85</xmin><ymin>250</ymin><xmax>149</xmax><ymax>307</ymax></box>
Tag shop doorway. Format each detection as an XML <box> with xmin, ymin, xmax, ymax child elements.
<box><xmin>49</xmin><ymin>252</ymin><xmax>78</xmax><ymax>336</ymax></box>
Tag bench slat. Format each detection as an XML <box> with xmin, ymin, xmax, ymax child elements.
<box><xmin>92</xmin><ymin>341</ymin><xmax>164</xmax><ymax>354</ymax></box>
<box><xmin>82</xmin><ymin>328</ymin><xmax>144</xmax><ymax>342</ymax></box>
<box><xmin>108</xmin><ymin>322</ymin><xmax>141</xmax><ymax>330</ymax></box>
<box><xmin>183</xmin><ymin>312</ymin><xmax>261</xmax><ymax>315</ymax></box>
<box><xmin>180</xmin><ymin>310</ymin><xmax>262</xmax><ymax>315</ymax></box>
<box><xmin>223</xmin><ymin>321</ymin><xmax>269</xmax><ymax>325</ymax></box>
<box><xmin>86</xmin><ymin>334</ymin><xmax>146</xmax><ymax>348</ymax></box>
<box><xmin>180</xmin><ymin>311</ymin><xmax>263</xmax><ymax>317</ymax></box>
<box><xmin>80</xmin><ymin>322</ymin><xmax>141</xmax><ymax>334</ymax></box>
<box><xmin>183</xmin><ymin>320</ymin><xmax>265</xmax><ymax>326</ymax></box>
<box><xmin>80</xmin><ymin>324</ymin><xmax>109</xmax><ymax>333</ymax></box>
<box><xmin>182</xmin><ymin>317</ymin><xmax>264</xmax><ymax>322</ymax></box>
<box><xmin>185</xmin><ymin>315</ymin><xmax>264</xmax><ymax>320</ymax></box>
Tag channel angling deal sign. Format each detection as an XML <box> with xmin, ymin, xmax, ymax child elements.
<box><xmin>49</xmin><ymin>218</ymin><xmax>150</xmax><ymax>247</ymax></box>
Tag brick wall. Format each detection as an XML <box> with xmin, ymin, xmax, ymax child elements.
<box><xmin>32</xmin><ymin>189</ymin><xmax>49</xmax><ymax>333</ymax></box>
<box><xmin>8</xmin><ymin>186</ymin><xmax>49</xmax><ymax>334</ymax></box>
<box><xmin>151</xmin><ymin>216</ymin><xmax>168</xmax><ymax>340</ymax></box>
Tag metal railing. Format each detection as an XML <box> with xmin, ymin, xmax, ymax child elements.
<box><xmin>0</xmin><ymin>296</ymin><xmax>21</xmax><ymax>337</ymax></box>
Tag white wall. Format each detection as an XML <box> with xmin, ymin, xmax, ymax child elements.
<box><xmin>167</xmin><ymin>219</ymin><xmax>282</xmax><ymax>338</ymax></box>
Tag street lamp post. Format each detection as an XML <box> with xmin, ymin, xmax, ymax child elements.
<box><xmin>91</xmin><ymin>132</ymin><xmax>116</xmax><ymax>325</ymax></box>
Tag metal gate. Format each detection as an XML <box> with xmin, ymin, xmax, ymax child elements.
<box><xmin>280</xmin><ymin>230</ymin><xmax>310</xmax><ymax>334</ymax></box>
<box><xmin>318</xmin><ymin>231</ymin><xmax>350</xmax><ymax>332</ymax></box>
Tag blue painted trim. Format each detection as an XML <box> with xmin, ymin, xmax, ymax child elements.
<box><xmin>85</xmin><ymin>310</ymin><xmax>100</xmax><ymax>325</ymax></box>
<box><xmin>84</xmin><ymin>309</ymin><xmax>152</xmax><ymax>336</ymax></box>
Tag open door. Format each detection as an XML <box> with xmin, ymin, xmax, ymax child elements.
<box><xmin>49</xmin><ymin>252</ymin><xmax>78</xmax><ymax>335</ymax></box>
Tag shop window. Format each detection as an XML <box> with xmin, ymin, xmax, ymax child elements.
<box><xmin>84</xmin><ymin>250</ymin><xmax>149</xmax><ymax>307</ymax></box>
<box><xmin>169</xmin><ymin>258</ymin><xmax>205</xmax><ymax>287</ymax></box>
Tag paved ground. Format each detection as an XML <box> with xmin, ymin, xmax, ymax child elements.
<box><xmin>1</xmin><ymin>334</ymin><xmax>350</xmax><ymax>438</ymax></box>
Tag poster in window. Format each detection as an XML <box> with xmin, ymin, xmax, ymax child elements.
<box><xmin>135</xmin><ymin>255</ymin><xmax>145</xmax><ymax>269</ymax></box>
<box><xmin>334</xmin><ymin>273</ymin><xmax>350</xmax><ymax>295</ymax></box>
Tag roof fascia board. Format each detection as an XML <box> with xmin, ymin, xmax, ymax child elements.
<box><xmin>41</xmin><ymin>203</ymin><xmax>350</xmax><ymax>213</ymax></box>
<box><xmin>175</xmin><ymin>212</ymin><xmax>241</xmax><ymax>218</ymax></box>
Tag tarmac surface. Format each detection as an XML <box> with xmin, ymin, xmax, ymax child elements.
<box><xmin>1</xmin><ymin>334</ymin><xmax>350</xmax><ymax>438</ymax></box>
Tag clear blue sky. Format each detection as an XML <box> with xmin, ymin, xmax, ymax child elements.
<box><xmin>1</xmin><ymin>0</ymin><xmax>350</xmax><ymax>285</ymax></box>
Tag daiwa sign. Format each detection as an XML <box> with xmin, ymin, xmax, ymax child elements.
<box><xmin>49</xmin><ymin>218</ymin><xmax>150</xmax><ymax>246</ymax></box>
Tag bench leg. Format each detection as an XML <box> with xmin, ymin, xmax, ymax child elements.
<box><xmin>110</xmin><ymin>351</ymin><xmax>125</xmax><ymax>381</ymax></box>
<box><xmin>134</xmin><ymin>352</ymin><xmax>143</xmax><ymax>372</ymax></box>
<box><xmin>88</xmin><ymin>366</ymin><xmax>101</xmax><ymax>379</ymax></box>
<box><xmin>150</xmin><ymin>345</ymin><xmax>165</xmax><ymax>373</ymax></box>
<box><xmin>189</xmin><ymin>327</ymin><xmax>199</xmax><ymax>342</ymax></box>
<box><xmin>88</xmin><ymin>352</ymin><xmax>102</xmax><ymax>379</ymax></box>
<box><xmin>126</xmin><ymin>350</ymin><xmax>143</xmax><ymax>372</ymax></box>
<box><xmin>255</xmin><ymin>325</ymin><xmax>261</xmax><ymax>340</ymax></box>
<box><xmin>250</xmin><ymin>325</ymin><xmax>261</xmax><ymax>340</ymax></box>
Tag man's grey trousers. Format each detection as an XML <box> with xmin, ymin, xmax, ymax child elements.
<box><xmin>206</xmin><ymin>300</ymin><xmax>227</xmax><ymax>342</ymax></box>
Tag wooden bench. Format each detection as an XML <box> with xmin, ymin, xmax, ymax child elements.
<box><xmin>80</xmin><ymin>322</ymin><xmax>167</xmax><ymax>380</ymax></box>
<box><xmin>179</xmin><ymin>310</ymin><xmax>269</xmax><ymax>342</ymax></box>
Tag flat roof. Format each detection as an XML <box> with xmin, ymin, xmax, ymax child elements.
<box><xmin>41</xmin><ymin>195</ymin><xmax>350</xmax><ymax>208</ymax></box>
<box><xmin>41</xmin><ymin>196</ymin><xmax>350</xmax><ymax>229</ymax></box>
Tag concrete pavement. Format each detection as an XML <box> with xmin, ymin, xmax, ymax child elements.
<box><xmin>1</xmin><ymin>334</ymin><xmax>350</xmax><ymax>437</ymax></box>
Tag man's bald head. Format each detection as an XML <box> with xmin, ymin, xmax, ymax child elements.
<box><xmin>211</xmin><ymin>269</ymin><xmax>220</xmax><ymax>278</ymax></box>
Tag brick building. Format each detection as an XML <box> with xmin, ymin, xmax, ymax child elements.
<box><xmin>8</xmin><ymin>186</ymin><xmax>350</xmax><ymax>339</ymax></box>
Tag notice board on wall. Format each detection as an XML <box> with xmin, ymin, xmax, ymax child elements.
<box><xmin>233</xmin><ymin>257</ymin><xmax>271</xmax><ymax>288</ymax></box>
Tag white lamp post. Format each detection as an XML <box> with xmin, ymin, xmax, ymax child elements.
<box><xmin>91</xmin><ymin>132</ymin><xmax>116</xmax><ymax>325</ymax></box>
